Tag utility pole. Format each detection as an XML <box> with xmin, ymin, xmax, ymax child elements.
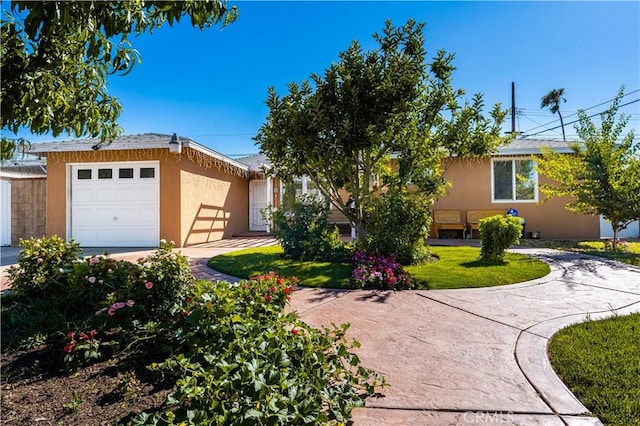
<box><xmin>511</xmin><ymin>82</ymin><xmax>516</xmax><ymax>134</ymax></box>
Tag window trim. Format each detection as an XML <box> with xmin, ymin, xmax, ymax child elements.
<box><xmin>491</xmin><ymin>158</ymin><xmax>538</xmax><ymax>203</ymax></box>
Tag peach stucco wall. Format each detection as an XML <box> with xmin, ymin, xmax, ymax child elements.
<box><xmin>44</xmin><ymin>149</ymin><xmax>249</xmax><ymax>247</ymax></box>
<box><xmin>432</xmin><ymin>157</ymin><xmax>599</xmax><ymax>240</ymax></box>
<box><xmin>179</xmin><ymin>159</ymin><xmax>248</xmax><ymax>246</ymax></box>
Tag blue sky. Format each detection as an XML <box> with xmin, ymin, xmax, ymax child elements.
<box><xmin>12</xmin><ymin>1</ymin><xmax>640</xmax><ymax>156</ymax></box>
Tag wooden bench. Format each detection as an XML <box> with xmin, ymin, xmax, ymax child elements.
<box><xmin>467</xmin><ymin>210</ymin><xmax>505</xmax><ymax>238</ymax></box>
<box><xmin>433</xmin><ymin>210</ymin><xmax>466</xmax><ymax>239</ymax></box>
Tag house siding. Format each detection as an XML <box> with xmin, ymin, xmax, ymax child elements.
<box><xmin>432</xmin><ymin>157</ymin><xmax>599</xmax><ymax>240</ymax></box>
<box><xmin>10</xmin><ymin>178</ymin><xmax>47</xmax><ymax>245</ymax></box>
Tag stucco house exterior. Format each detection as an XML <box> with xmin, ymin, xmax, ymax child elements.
<box><xmin>430</xmin><ymin>138</ymin><xmax>639</xmax><ymax>240</ymax></box>
<box><xmin>24</xmin><ymin>135</ymin><xmax>638</xmax><ymax>247</ymax></box>
<box><xmin>29</xmin><ymin>133</ymin><xmax>277</xmax><ymax>248</ymax></box>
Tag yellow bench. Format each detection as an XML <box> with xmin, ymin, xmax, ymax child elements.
<box><xmin>433</xmin><ymin>210</ymin><xmax>466</xmax><ymax>239</ymax></box>
<box><xmin>467</xmin><ymin>210</ymin><xmax>505</xmax><ymax>238</ymax></box>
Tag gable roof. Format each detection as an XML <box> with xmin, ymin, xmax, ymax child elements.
<box><xmin>28</xmin><ymin>133</ymin><xmax>250</xmax><ymax>176</ymax></box>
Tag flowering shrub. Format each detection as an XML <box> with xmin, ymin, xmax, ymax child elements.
<box><xmin>135</xmin><ymin>277</ymin><xmax>385</xmax><ymax>425</ymax></box>
<box><xmin>350</xmin><ymin>250</ymin><xmax>416</xmax><ymax>290</ymax></box>
<box><xmin>67</xmin><ymin>255</ymin><xmax>133</xmax><ymax>310</ymax></box>
<box><xmin>7</xmin><ymin>236</ymin><xmax>82</xmax><ymax>298</ymax></box>
<box><xmin>61</xmin><ymin>329</ymin><xmax>118</xmax><ymax>371</ymax></box>
<box><xmin>126</xmin><ymin>240</ymin><xmax>193</xmax><ymax>320</ymax></box>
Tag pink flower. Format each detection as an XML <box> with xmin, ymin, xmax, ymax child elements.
<box><xmin>145</xmin><ymin>281</ymin><xmax>153</xmax><ymax>289</ymax></box>
<box><xmin>108</xmin><ymin>307</ymin><xmax>116</xmax><ymax>316</ymax></box>
<box><xmin>291</xmin><ymin>329</ymin><xmax>299</xmax><ymax>335</ymax></box>
<box><xmin>95</xmin><ymin>307</ymin><xmax>108</xmax><ymax>316</ymax></box>
<box><xmin>126</xmin><ymin>300</ymin><xmax>135</xmax><ymax>307</ymax></box>
<box><xmin>114</xmin><ymin>301</ymin><xmax>126</xmax><ymax>309</ymax></box>
<box><xmin>89</xmin><ymin>257</ymin><xmax>100</xmax><ymax>265</ymax></box>
<box><xmin>87</xmin><ymin>276</ymin><xmax>96</xmax><ymax>284</ymax></box>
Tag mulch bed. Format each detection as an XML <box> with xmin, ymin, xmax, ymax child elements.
<box><xmin>1</xmin><ymin>346</ymin><xmax>172</xmax><ymax>425</ymax></box>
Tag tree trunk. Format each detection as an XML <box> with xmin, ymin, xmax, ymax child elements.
<box><xmin>558</xmin><ymin>111</ymin><xmax>566</xmax><ymax>141</ymax></box>
<box><xmin>612</xmin><ymin>222</ymin><xmax>619</xmax><ymax>251</ymax></box>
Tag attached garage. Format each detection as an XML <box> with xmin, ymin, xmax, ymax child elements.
<box><xmin>69</xmin><ymin>162</ymin><xmax>159</xmax><ymax>246</ymax></box>
<box><xmin>30</xmin><ymin>133</ymin><xmax>255</xmax><ymax>248</ymax></box>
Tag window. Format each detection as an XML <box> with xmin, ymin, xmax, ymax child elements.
<box><xmin>77</xmin><ymin>169</ymin><xmax>92</xmax><ymax>180</ymax></box>
<box><xmin>140</xmin><ymin>167</ymin><xmax>155</xmax><ymax>178</ymax></box>
<box><xmin>119</xmin><ymin>168</ymin><xmax>134</xmax><ymax>179</ymax></box>
<box><xmin>281</xmin><ymin>176</ymin><xmax>330</xmax><ymax>209</ymax></box>
<box><xmin>98</xmin><ymin>169</ymin><xmax>112</xmax><ymax>179</ymax></box>
<box><xmin>492</xmin><ymin>159</ymin><xmax>537</xmax><ymax>202</ymax></box>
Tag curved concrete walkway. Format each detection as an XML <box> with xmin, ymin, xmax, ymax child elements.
<box><xmin>3</xmin><ymin>239</ymin><xmax>639</xmax><ymax>425</ymax></box>
<box><xmin>187</xmin><ymin>241</ymin><xmax>640</xmax><ymax>425</ymax></box>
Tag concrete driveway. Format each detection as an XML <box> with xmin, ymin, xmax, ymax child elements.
<box><xmin>3</xmin><ymin>239</ymin><xmax>639</xmax><ymax>424</ymax></box>
<box><xmin>287</xmin><ymin>249</ymin><xmax>640</xmax><ymax>425</ymax></box>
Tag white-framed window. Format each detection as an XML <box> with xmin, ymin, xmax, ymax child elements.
<box><xmin>491</xmin><ymin>158</ymin><xmax>538</xmax><ymax>203</ymax></box>
<box><xmin>281</xmin><ymin>175</ymin><xmax>331</xmax><ymax>209</ymax></box>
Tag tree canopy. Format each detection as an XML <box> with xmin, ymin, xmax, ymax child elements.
<box><xmin>537</xmin><ymin>87</ymin><xmax>640</xmax><ymax>249</ymax></box>
<box><xmin>1</xmin><ymin>0</ymin><xmax>237</xmax><ymax>143</ymax></box>
<box><xmin>255</xmin><ymin>19</ymin><xmax>508</xmax><ymax>241</ymax></box>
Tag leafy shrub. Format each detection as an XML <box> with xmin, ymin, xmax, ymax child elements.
<box><xmin>350</xmin><ymin>250</ymin><xmax>416</xmax><ymax>290</ymax></box>
<box><xmin>264</xmin><ymin>195</ymin><xmax>352</xmax><ymax>262</ymax></box>
<box><xmin>7</xmin><ymin>235</ymin><xmax>82</xmax><ymax>298</ymax></box>
<box><xmin>125</xmin><ymin>240</ymin><xmax>193</xmax><ymax>321</ymax></box>
<box><xmin>478</xmin><ymin>215</ymin><xmax>522</xmax><ymax>262</ymax></box>
<box><xmin>67</xmin><ymin>255</ymin><xmax>133</xmax><ymax>311</ymax></box>
<box><xmin>364</xmin><ymin>190</ymin><xmax>432</xmax><ymax>265</ymax></box>
<box><xmin>136</xmin><ymin>276</ymin><xmax>385</xmax><ymax>425</ymax></box>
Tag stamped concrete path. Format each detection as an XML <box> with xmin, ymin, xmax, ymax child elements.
<box><xmin>2</xmin><ymin>238</ymin><xmax>639</xmax><ymax>425</ymax></box>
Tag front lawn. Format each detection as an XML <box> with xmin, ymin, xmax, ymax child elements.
<box><xmin>207</xmin><ymin>245</ymin><xmax>550</xmax><ymax>290</ymax></box>
<box><xmin>548</xmin><ymin>313</ymin><xmax>640</xmax><ymax>425</ymax></box>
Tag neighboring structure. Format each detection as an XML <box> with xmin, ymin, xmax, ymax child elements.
<box><xmin>29</xmin><ymin>133</ymin><xmax>271</xmax><ymax>248</ymax></box>
<box><xmin>0</xmin><ymin>157</ymin><xmax>47</xmax><ymax>246</ymax></box>
<box><xmin>431</xmin><ymin>138</ymin><xmax>639</xmax><ymax>240</ymax></box>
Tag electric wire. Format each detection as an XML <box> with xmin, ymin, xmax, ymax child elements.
<box><xmin>518</xmin><ymin>89</ymin><xmax>640</xmax><ymax>135</ymax></box>
<box><xmin>521</xmin><ymin>99</ymin><xmax>640</xmax><ymax>138</ymax></box>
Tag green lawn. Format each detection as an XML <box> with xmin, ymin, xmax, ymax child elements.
<box><xmin>406</xmin><ymin>246</ymin><xmax>550</xmax><ymax>289</ymax></box>
<box><xmin>520</xmin><ymin>240</ymin><xmax>640</xmax><ymax>267</ymax></box>
<box><xmin>548</xmin><ymin>313</ymin><xmax>640</xmax><ymax>425</ymax></box>
<box><xmin>208</xmin><ymin>245</ymin><xmax>550</xmax><ymax>290</ymax></box>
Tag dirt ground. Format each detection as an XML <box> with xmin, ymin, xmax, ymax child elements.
<box><xmin>1</xmin><ymin>347</ymin><xmax>172</xmax><ymax>425</ymax></box>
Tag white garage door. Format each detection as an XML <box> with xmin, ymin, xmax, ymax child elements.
<box><xmin>70</xmin><ymin>162</ymin><xmax>159</xmax><ymax>247</ymax></box>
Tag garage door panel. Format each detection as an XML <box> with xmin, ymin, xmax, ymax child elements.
<box><xmin>74</xmin><ymin>187</ymin><xmax>98</xmax><ymax>203</ymax></box>
<box><xmin>116</xmin><ymin>187</ymin><xmax>139</xmax><ymax>202</ymax></box>
<box><xmin>96</xmin><ymin>188</ymin><xmax>117</xmax><ymax>202</ymax></box>
<box><xmin>71</xmin><ymin>162</ymin><xmax>159</xmax><ymax>247</ymax></box>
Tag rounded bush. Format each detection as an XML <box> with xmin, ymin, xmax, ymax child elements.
<box><xmin>478</xmin><ymin>215</ymin><xmax>522</xmax><ymax>262</ymax></box>
<box><xmin>7</xmin><ymin>235</ymin><xmax>82</xmax><ymax>298</ymax></box>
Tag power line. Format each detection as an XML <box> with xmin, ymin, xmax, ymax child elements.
<box><xmin>519</xmin><ymin>89</ymin><xmax>640</xmax><ymax>135</ymax></box>
<box><xmin>521</xmin><ymin>99</ymin><xmax>640</xmax><ymax>138</ymax></box>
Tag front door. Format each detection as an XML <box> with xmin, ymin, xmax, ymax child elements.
<box><xmin>249</xmin><ymin>179</ymin><xmax>269</xmax><ymax>231</ymax></box>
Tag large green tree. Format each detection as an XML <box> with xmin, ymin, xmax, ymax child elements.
<box><xmin>537</xmin><ymin>87</ymin><xmax>640</xmax><ymax>250</ymax></box>
<box><xmin>255</xmin><ymin>19</ymin><xmax>508</xmax><ymax>242</ymax></box>
<box><xmin>1</xmin><ymin>0</ymin><xmax>237</xmax><ymax>143</ymax></box>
